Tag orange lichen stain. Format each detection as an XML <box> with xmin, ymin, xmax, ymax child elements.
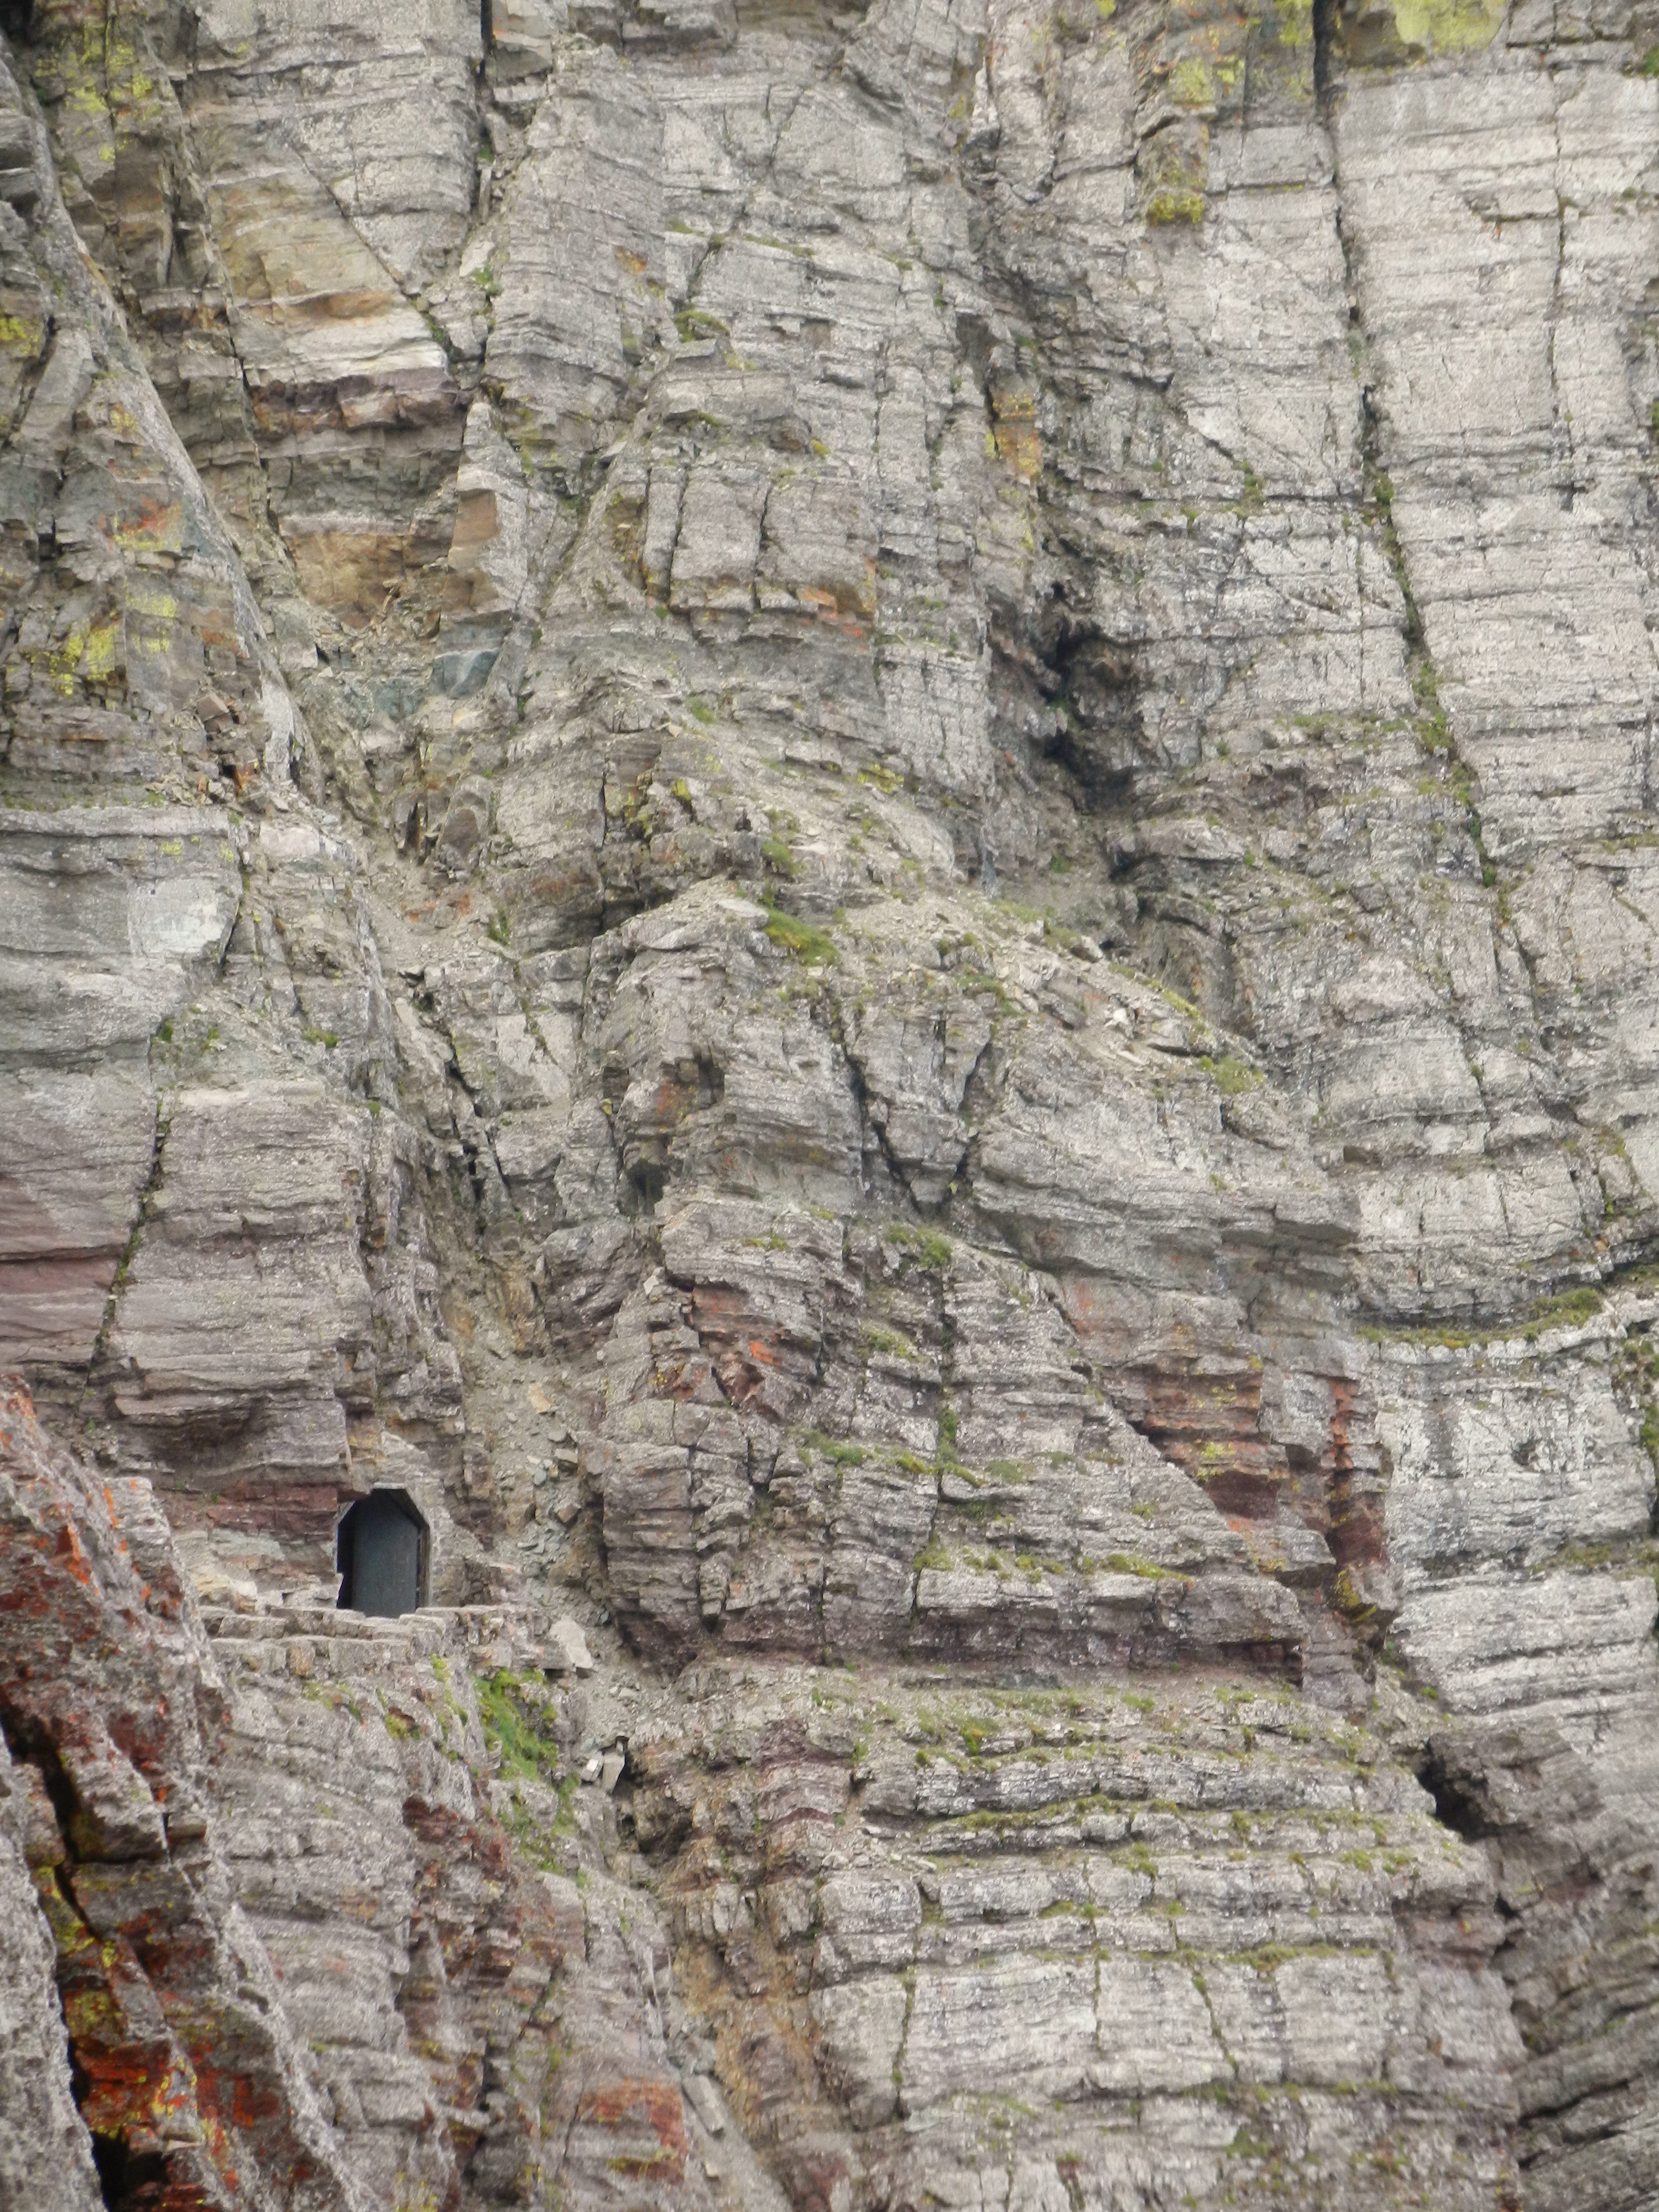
<box><xmin>581</xmin><ymin>2076</ymin><xmax>688</xmax><ymax>2179</ymax></box>
<box><xmin>993</xmin><ymin>418</ymin><xmax>1040</xmax><ymax>478</ymax></box>
<box><xmin>226</xmin><ymin>2073</ymin><xmax>284</xmax><ymax>2128</ymax></box>
<box><xmin>100</xmin><ymin>1484</ymin><xmax>135</xmax><ymax>1561</ymax></box>
<box><xmin>35</xmin><ymin>1868</ymin><xmax>200</xmax><ymax>2144</ymax></box>
<box><xmin>112</xmin><ymin>489</ymin><xmax>184</xmax><ymax>554</ymax></box>
<box><xmin>802</xmin><ymin>577</ymin><xmax>875</xmax><ymax>622</ymax></box>
<box><xmin>990</xmin><ymin>383</ymin><xmax>1041</xmax><ymax>479</ymax></box>
<box><xmin>51</xmin><ymin>1517</ymin><xmax>98</xmax><ymax>1588</ymax></box>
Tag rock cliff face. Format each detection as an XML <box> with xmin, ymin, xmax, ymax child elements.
<box><xmin>4</xmin><ymin>0</ymin><xmax>1659</xmax><ymax>2204</ymax></box>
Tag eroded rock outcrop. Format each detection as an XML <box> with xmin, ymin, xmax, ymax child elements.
<box><xmin>0</xmin><ymin>1378</ymin><xmax>727</xmax><ymax>2212</ymax></box>
<box><xmin>6</xmin><ymin>0</ymin><xmax>1659</xmax><ymax>2204</ymax></box>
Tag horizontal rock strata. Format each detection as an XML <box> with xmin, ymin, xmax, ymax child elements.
<box><xmin>4</xmin><ymin>0</ymin><xmax>1659</xmax><ymax>2205</ymax></box>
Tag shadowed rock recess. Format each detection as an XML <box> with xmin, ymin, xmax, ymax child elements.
<box><xmin>6</xmin><ymin>0</ymin><xmax>1659</xmax><ymax>2203</ymax></box>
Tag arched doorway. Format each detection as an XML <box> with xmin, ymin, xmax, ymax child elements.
<box><xmin>336</xmin><ymin>1489</ymin><xmax>429</xmax><ymax>1617</ymax></box>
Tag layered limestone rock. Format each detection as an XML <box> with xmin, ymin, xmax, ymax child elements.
<box><xmin>0</xmin><ymin>1378</ymin><xmax>723</xmax><ymax>2212</ymax></box>
<box><xmin>6</xmin><ymin>0</ymin><xmax>1659</xmax><ymax>2206</ymax></box>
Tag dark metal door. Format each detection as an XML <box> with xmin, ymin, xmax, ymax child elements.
<box><xmin>351</xmin><ymin>1493</ymin><xmax>421</xmax><ymax>1618</ymax></box>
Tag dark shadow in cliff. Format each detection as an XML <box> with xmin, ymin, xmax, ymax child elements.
<box><xmin>86</xmin><ymin>2133</ymin><xmax>168</xmax><ymax>2212</ymax></box>
<box><xmin>1415</xmin><ymin>1736</ymin><xmax>1505</xmax><ymax>1843</ymax></box>
<box><xmin>1311</xmin><ymin>0</ymin><xmax>1339</xmax><ymax>101</ymax></box>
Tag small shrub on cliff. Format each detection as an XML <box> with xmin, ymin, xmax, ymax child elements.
<box><xmin>476</xmin><ymin>1669</ymin><xmax>562</xmax><ymax>1782</ymax></box>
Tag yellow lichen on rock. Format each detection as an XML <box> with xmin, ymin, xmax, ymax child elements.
<box><xmin>1389</xmin><ymin>0</ymin><xmax>1505</xmax><ymax>50</ymax></box>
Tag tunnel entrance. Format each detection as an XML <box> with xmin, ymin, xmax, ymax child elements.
<box><xmin>336</xmin><ymin>1489</ymin><xmax>429</xmax><ymax>1617</ymax></box>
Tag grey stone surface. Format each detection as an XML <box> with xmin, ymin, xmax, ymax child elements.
<box><xmin>6</xmin><ymin>0</ymin><xmax>1659</xmax><ymax>2204</ymax></box>
<box><xmin>0</xmin><ymin>1739</ymin><xmax>103</xmax><ymax>2212</ymax></box>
